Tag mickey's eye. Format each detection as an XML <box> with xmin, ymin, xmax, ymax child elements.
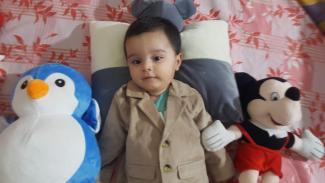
<box><xmin>55</xmin><ymin>79</ymin><xmax>65</xmax><ymax>87</ymax></box>
<box><xmin>271</xmin><ymin>92</ymin><xmax>280</xmax><ymax>101</ymax></box>
<box><xmin>20</xmin><ymin>80</ymin><xmax>28</xmax><ymax>89</ymax></box>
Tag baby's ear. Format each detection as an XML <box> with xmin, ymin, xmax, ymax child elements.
<box><xmin>175</xmin><ymin>53</ymin><xmax>183</xmax><ymax>71</ymax></box>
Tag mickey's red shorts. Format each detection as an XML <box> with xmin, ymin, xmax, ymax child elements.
<box><xmin>235</xmin><ymin>142</ymin><xmax>283</xmax><ymax>177</ymax></box>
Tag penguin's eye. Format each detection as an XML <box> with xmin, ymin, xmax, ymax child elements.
<box><xmin>271</xmin><ymin>92</ymin><xmax>280</xmax><ymax>101</ymax></box>
<box><xmin>20</xmin><ymin>80</ymin><xmax>28</xmax><ymax>90</ymax></box>
<box><xmin>55</xmin><ymin>79</ymin><xmax>65</xmax><ymax>87</ymax></box>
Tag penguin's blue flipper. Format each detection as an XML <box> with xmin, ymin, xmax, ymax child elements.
<box><xmin>82</xmin><ymin>99</ymin><xmax>101</xmax><ymax>133</ymax></box>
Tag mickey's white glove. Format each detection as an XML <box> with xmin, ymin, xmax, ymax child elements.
<box><xmin>0</xmin><ymin>55</ymin><xmax>5</xmax><ymax>61</ymax></box>
<box><xmin>201</xmin><ymin>120</ymin><xmax>236</xmax><ymax>152</ymax></box>
<box><xmin>294</xmin><ymin>129</ymin><xmax>324</xmax><ymax>161</ymax></box>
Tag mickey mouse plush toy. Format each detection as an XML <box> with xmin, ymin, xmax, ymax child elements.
<box><xmin>202</xmin><ymin>72</ymin><xmax>325</xmax><ymax>183</ymax></box>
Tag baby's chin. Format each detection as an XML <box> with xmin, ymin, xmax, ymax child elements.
<box><xmin>138</xmin><ymin>80</ymin><xmax>170</xmax><ymax>96</ymax></box>
<box><xmin>146</xmin><ymin>87</ymin><xmax>168</xmax><ymax>97</ymax></box>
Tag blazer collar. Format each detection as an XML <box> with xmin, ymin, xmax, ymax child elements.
<box><xmin>126</xmin><ymin>80</ymin><xmax>190</xmax><ymax>134</ymax></box>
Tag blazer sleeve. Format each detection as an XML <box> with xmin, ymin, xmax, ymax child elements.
<box><xmin>98</xmin><ymin>90</ymin><xmax>128</xmax><ymax>182</ymax></box>
<box><xmin>193</xmin><ymin>92</ymin><xmax>235</xmax><ymax>182</ymax></box>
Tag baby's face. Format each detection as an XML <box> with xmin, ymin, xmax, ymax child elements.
<box><xmin>125</xmin><ymin>30</ymin><xmax>182</xmax><ymax>96</ymax></box>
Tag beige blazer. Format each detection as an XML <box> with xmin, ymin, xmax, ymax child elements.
<box><xmin>99</xmin><ymin>80</ymin><xmax>234</xmax><ymax>183</ymax></box>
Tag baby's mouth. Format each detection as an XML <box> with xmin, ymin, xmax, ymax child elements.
<box><xmin>143</xmin><ymin>76</ymin><xmax>157</xmax><ymax>80</ymax></box>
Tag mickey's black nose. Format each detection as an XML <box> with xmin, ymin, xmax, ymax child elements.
<box><xmin>285</xmin><ymin>87</ymin><xmax>300</xmax><ymax>101</ymax></box>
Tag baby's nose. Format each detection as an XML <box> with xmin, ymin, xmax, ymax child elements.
<box><xmin>142</xmin><ymin>60</ymin><xmax>153</xmax><ymax>71</ymax></box>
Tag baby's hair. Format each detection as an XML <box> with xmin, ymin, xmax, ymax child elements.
<box><xmin>124</xmin><ymin>16</ymin><xmax>181</xmax><ymax>56</ymax></box>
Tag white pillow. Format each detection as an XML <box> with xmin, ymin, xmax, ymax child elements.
<box><xmin>90</xmin><ymin>20</ymin><xmax>231</xmax><ymax>73</ymax></box>
<box><xmin>180</xmin><ymin>20</ymin><xmax>231</xmax><ymax>62</ymax></box>
<box><xmin>90</xmin><ymin>21</ymin><xmax>129</xmax><ymax>72</ymax></box>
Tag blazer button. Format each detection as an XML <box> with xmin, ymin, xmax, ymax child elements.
<box><xmin>163</xmin><ymin>164</ymin><xmax>172</xmax><ymax>173</ymax></box>
<box><xmin>161</xmin><ymin>140</ymin><xmax>170</xmax><ymax>148</ymax></box>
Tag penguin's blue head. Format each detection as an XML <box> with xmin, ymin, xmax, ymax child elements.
<box><xmin>12</xmin><ymin>63</ymin><xmax>91</xmax><ymax>118</ymax></box>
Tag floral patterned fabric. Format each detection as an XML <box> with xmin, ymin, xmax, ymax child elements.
<box><xmin>0</xmin><ymin>0</ymin><xmax>324</xmax><ymax>182</ymax></box>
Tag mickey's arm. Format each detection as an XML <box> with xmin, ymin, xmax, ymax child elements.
<box><xmin>202</xmin><ymin>121</ymin><xmax>242</xmax><ymax>152</ymax></box>
<box><xmin>289</xmin><ymin>129</ymin><xmax>325</xmax><ymax>161</ymax></box>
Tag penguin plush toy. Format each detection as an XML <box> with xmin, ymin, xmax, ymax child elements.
<box><xmin>0</xmin><ymin>63</ymin><xmax>101</xmax><ymax>183</ymax></box>
<box><xmin>202</xmin><ymin>72</ymin><xmax>325</xmax><ymax>183</ymax></box>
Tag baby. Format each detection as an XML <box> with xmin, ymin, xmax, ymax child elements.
<box><xmin>98</xmin><ymin>16</ymin><xmax>234</xmax><ymax>183</ymax></box>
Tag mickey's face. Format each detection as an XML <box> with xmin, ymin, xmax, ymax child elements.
<box><xmin>247</xmin><ymin>79</ymin><xmax>302</xmax><ymax>129</ymax></box>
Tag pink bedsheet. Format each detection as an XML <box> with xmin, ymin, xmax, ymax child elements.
<box><xmin>0</xmin><ymin>0</ymin><xmax>324</xmax><ymax>182</ymax></box>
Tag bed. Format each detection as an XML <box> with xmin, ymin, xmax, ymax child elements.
<box><xmin>0</xmin><ymin>0</ymin><xmax>324</xmax><ymax>182</ymax></box>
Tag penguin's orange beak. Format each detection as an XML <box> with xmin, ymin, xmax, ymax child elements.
<box><xmin>27</xmin><ymin>79</ymin><xmax>49</xmax><ymax>99</ymax></box>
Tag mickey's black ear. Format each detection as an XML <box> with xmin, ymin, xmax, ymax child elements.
<box><xmin>235</xmin><ymin>72</ymin><xmax>256</xmax><ymax>95</ymax></box>
<box><xmin>131</xmin><ymin>0</ymin><xmax>196</xmax><ymax>32</ymax></box>
<box><xmin>175</xmin><ymin>0</ymin><xmax>196</xmax><ymax>19</ymax></box>
<box><xmin>131</xmin><ymin>0</ymin><xmax>153</xmax><ymax>18</ymax></box>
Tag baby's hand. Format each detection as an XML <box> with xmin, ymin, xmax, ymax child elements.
<box><xmin>201</xmin><ymin>120</ymin><xmax>236</xmax><ymax>151</ymax></box>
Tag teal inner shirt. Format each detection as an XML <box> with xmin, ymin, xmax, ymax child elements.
<box><xmin>154</xmin><ymin>90</ymin><xmax>169</xmax><ymax>115</ymax></box>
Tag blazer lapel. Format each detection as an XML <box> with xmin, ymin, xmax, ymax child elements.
<box><xmin>163</xmin><ymin>96</ymin><xmax>186</xmax><ymax>136</ymax></box>
<box><xmin>126</xmin><ymin>81</ymin><xmax>164</xmax><ymax>133</ymax></box>
<box><xmin>137</xmin><ymin>98</ymin><xmax>164</xmax><ymax>133</ymax></box>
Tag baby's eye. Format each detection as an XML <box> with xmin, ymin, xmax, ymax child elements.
<box><xmin>130</xmin><ymin>59</ymin><xmax>141</xmax><ymax>65</ymax></box>
<box><xmin>152</xmin><ymin>56</ymin><xmax>163</xmax><ymax>62</ymax></box>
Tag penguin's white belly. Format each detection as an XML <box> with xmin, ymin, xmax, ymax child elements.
<box><xmin>0</xmin><ymin>115</ymin><xmax>85</xmax><ymax>183</ymax></box>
